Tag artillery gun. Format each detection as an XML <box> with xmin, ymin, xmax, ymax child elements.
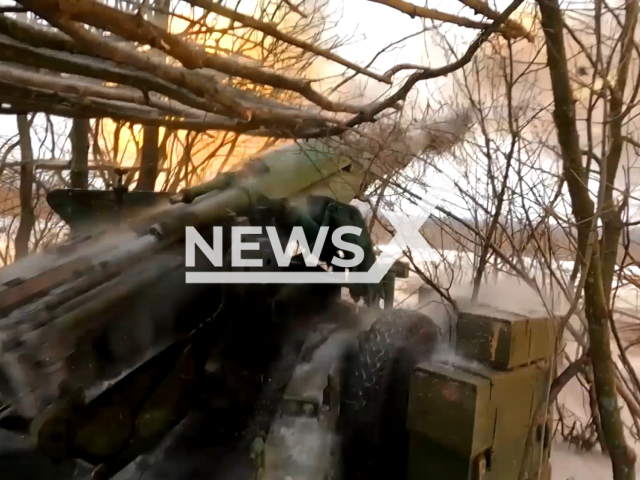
<box><xmin>0</xmin><ymin>138</ymin><xmax>556</xmax><ymax>480</ymax></box>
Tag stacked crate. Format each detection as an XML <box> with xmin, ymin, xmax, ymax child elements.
<box><xmin>406</xmin><ymin>309</ymin><xmax>556</xmax><ymax>480</ymax></box>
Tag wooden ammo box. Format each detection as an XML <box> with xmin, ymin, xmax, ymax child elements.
<box><xmin>454</xmin><ymin>306</ymin><xmax>556</xmax><ymax>370</ymax></box>
<box><xmin>406</xmin><ymin>308</ymin><xmax>556</xmax><ymax>480</ymax></box>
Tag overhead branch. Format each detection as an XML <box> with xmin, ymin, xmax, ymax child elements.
<box><xmin>185</xmin><ymin>0</ymin><xmax>392</xmax><ymax>84</ymax></box>
<box><xmin>367</xmin><ymin>0</ymin><xmax>528</xmax><ymax>39</ymax></box>
<box><xmin>281</xmin><ymin>0</ymin><xmax>307</xmax><ymax>18</ymax></box>
<box><xmin>0</xmin><ymin>0</ymin><xmax>527</xmax><ymax>134</ymax></box>
<box><xmin>456</xmin><ymin>0</ymin><xmax>533</xmax><ymax>41</ymax></box>
<box><xmin>0</xmin><ymin>13</ymin><xmax>85</xmax><ymax>53</ymax></box>
<box><xmin>368</xmin><ymin>0</ymin><xmax>491</xmax><ymax>28</ymax></box>
<box><xmin>0</xmin><ymin>65</ymin><xmax>189</xmax><ymax>115</ymax></box>
<box><xmin>0</xmin><ymin>30</ymin><xmax>328</xmax><ymax>119</ymax></box>
<box><xmin>16</xmin><ymin>9</ymin><xmax>252</xmax><ymax>119</ymax></box>
<box><xmin>16</xmin><ymin>0</ymin><xmax>369</xmax><ymax>114</ymax></box>
<box><xmin>0</xmin><ymin>33</ymin><xmax>232</xmax><ymax>114</ymax></box>
<box><xmin>0</xmin><ymin>98</ymin><xmax>275</xmax><ymax>136</ymax></box>
<box><xmin>0</xmin><ymin>82</ymin><xmax>347</xmax><ymax>137</ymax></box>
<box><xmin>0</xmin><ymin>63</ymin><xmax>346</xmax><ymax>127</ymax></box>
<box><xmin>253</xmin><ymin>0</ymin><xmax>527</xmax><ymax>140</ymax></box>
<box><xmin>342</xmin><ymin>0</ymin><xmax>528</xmax><ymax>125</ymax></box>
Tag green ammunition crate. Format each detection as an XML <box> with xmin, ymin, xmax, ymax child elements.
<box><xmin>406</xmin><ymin>360</ymin><xmax>552</xmax><ymax>480</ymax></box>
<box><xmin>454</xmin><ymin>309</ymin><xmax>556</xmax><ymax>370</ymax></box>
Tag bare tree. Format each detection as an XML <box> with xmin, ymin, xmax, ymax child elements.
<box><xmin>14</xmin><ymin>114</ymin><xmax>34</xmax><ymax>259</ymax></box>
<box><xmin>535</xmin><ymin>0</ymin><xmax>639</xmax><ymax>478</ymax></box>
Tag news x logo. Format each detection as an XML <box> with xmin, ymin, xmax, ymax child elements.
<box><xmin>185</xmin><ymin>198</ymin><xmax>442</xmax><ymax>285</ymax></box>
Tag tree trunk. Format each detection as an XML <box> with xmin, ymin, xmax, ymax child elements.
<box><xmin>136</xmin><ymin>125</ymin><xmax>159</xmax><ymax>191</ymax></box>
<box><xmin>134</xmin><ymin>0</ymin><xmax>168</xmax><ymax>192</ymax></box>
<box><xmin>587</xmin><ymin>368</ymin><xmax>609</xmax><ymax>454</ymax></box>
<box><xmin>70</xmin><ymin>118</ymin><xmax>90</xmax><ymax>189</ymax></box>
<box><xmin>15</xmin><ymin>114</ymin><xmax>35</xmax><ymax>260</ymax></box>
<box><xmin>598</xmin><ymin>0</ymin><xmax>637</xmax><ymax>302</ymax></box>
<box><xmin>536</xmin><ymin>1</ymin><xmax>636</xmax><ymax>479</ymax></box>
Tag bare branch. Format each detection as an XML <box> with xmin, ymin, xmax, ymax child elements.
<box><xmin>456</xmin><ymin>0</ymin><xmax>533</xmax><ymax>41</ymax></box>
<box><xmin>16</xmin><ymin>0</ymin><xmax>368</xmax><ymax>114</ymax></box>
<box><xmin>185</xmin><ymin>0</ymin><xmax>392</xmax><ymax>84</ymax></box>
<box><xmin>367</xmin><ymin>0</ymin><xmax>528</xmax><ymax>39</ymax></box>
